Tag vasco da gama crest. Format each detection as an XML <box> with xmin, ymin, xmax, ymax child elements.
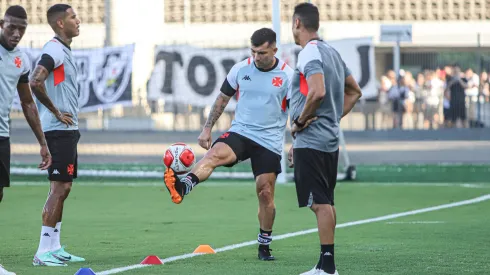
<box><xmin>91</xmin><ymin>50</ymin><xmax>132</xmax><ymax>103</ymax></box>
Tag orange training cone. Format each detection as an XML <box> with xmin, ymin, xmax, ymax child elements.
<box><xmin>140</xmin><ymin>255</ymin><xmax>164</xmax><ymax>265</ymax></box>
<box><xmin>193</xmin><ymin>245</ymin><xmax>216</xmax><ymax>254</ymax></box>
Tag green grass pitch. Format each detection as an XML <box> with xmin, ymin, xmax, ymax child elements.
<box><xmin>1</xmin><ymin>168</ymin><xmax>489</xmax><ymax>275</ymax></box>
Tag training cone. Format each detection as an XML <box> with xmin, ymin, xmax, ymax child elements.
<box><xmin>140</xmin><ymin>255</ymin><xmax>164</xmax><ymax>265</ymax></box>
<box><xmin>74</xmin><ymin>268</ymin><xmax>96</xmax><ymax>275</ymax></box>
<box><xmin>193</xmin><ymin>245</ymin><xmax>216</xmax><ymax>254</ymax></box>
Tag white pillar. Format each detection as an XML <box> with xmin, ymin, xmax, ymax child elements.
<box><xmin>272</xmin><ymin>0</ymin><xmax>287</xmax><ymax>184</ymax></box>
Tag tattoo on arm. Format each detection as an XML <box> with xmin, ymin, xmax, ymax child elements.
<box><xmin>204</xmin><ymin>93</ymin><xmax>232</xmax><ymax>129</ymax></box>
<box><xmin>29</xmin><ymin>65</ymin><xmax>60</xmax><ymax>116</ymax></box>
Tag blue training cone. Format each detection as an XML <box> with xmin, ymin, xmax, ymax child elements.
<box><xmin>75</xmin><ymin>267</ymin><xmax>96</xmax><ymax>275</ymax></box>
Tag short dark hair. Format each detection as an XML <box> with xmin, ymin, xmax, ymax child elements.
<box><xmin>293</xmin><ymin>3</ymin><xmax>320</xmax><ymax>32</ymax></box>
<box><xmin>5</xmin><ymin>5</ymin><xmax>27</xmax><ymax>19</ymax></box>
<box><xmin>47</xmin><ymin>4</ymin><xmax>71</xmax><ymax>25</ymax></box>
<box><xmin>250</xmin><ymin>28</ymin><xmax>276</xmax><ymax>47</ymax></box>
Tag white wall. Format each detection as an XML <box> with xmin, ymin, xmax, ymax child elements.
<box><xmin>18</xmin><ymin>24</ymin><xmax>106</xmax><ymax>49</ymax></box>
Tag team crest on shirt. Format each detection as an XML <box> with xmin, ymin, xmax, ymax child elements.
<box><xmin>272</xmin><ymin>76</ymin><xmax>283</xmax><ymax>87</ymax></box>
<box><xmin>14</xmin><ymin>56</ymin><xmax>22</xmax><ymax>68</ymax></box>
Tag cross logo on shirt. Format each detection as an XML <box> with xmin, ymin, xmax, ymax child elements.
<box><xmin>272</xmin><ymin>77</ymin><xmax>283</xmax><ymax>87</ymax></box>
<box><xmin>14</xmin><ymin>56</ymin><xmax>22</xmax><ymax>68</ymax></box>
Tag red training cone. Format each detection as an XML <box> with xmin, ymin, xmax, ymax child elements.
<box><xmin>140</xmin><ymin>255</ymin><xmax>164</xmax><ymax>265</ymax></box>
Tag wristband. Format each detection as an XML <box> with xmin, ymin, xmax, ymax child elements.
<box><xmin>294</xmin><ymin>118</ymin><xmax>305</xmax><ymax>127</ymax></box>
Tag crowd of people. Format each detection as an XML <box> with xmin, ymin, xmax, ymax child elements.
<box><xmin>377</xmin><ymin>65</ymin><xmax>490</xmax><ymax>129</ymax></box>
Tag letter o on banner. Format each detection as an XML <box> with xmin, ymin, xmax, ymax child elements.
<box><xmin>187</xmin><ymin>56</ymin><xmax>217</xmax><ymax>96</ymax></box>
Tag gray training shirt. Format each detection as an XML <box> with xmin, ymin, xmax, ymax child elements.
<box><xmin>0</xmin><ymin>45</ymin><xmax>30</xmax><ymax>137</ymax></box>
<box><xmin>221</xmin><ymin>57</ymin><xmax>294</xmax><ymax>155</ymax></box>
<box><xmin>36</xmin><ymin>37</ymin><xmax>79</xmax><ymax>132</ymax></box>
<box><xmin>289</xmin><ymin>39</ymin><xmax>351</xmax><ymax>152</ymax></box>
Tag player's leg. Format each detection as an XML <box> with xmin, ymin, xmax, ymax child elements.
<box><xmin>250</xmin><ymin>144</ymin><xmax>281</xmax><ymax>261</ymax></box>
<box><xmin>34</xmin><ymin>182</ymin><xmax>70</xmax><ymax>266</ymax></box>
<box><xmin>164</xmin><ymin>132</ymin><xmax>247</xmax><ymax>204</ymax></box>
<box><xmin>256</xmin><ymin>173</ymin><xmax>276</xmax><ymax>233</ymax></box>
<box><xmin>0</xmin><ymin>137</ymin><xmax>11</xmax><ymax>203</ymax></box>
<box><xmin>295</xmin><ymin>148</ymin><xmax>339</xmax><ymax>275</ymax></box>
<box><xmin>50</xmin><ymin>131</ymin><xmax>83</xmax><ymax>262</ymax></box>
<box><xmin>310</xmin><ymin>203</ymin><xmax>336</xmax><ymax>272</ymax></box>
<box><xmin>255</xmin><ymin>172</ymin><xmax>277</xmax><ymax>261</ymax></box>
<box><xmin>52</xmin><ymin>138</ymin><xmax>77</xmax><ymax>254</ymax></box>
<box><xmin>33</xmin><ymin>131</ymin><xmax>83</xmax><ymax>266</ymax></box>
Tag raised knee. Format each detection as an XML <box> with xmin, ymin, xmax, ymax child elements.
<box><xmin>204</xmin><ymin>147</ymin><xmax>230</xmax><ymax>167</ymax></box>
<box><xmin>208</xmin><ymin>149</ymin><xmax>223</xmax><ymax>162</ymax></box>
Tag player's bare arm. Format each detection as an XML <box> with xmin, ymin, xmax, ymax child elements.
<box><xmin>342</xmin><ymin>75</ymin><xmax>362</xmax><ymax>118</ymax></box>
<box><xmin>29</xmin><ymin>65</ymin><xmax>74</xmax><ymax>127</ymax></box>
<box><xmin>291</xmin><ymin>73</ymin><xmax>324</xmax><ymax>136</ymax></box>
<box><xmin>287</xmin><ymin>146</ymin><xmax>294</xmax><ymax>168</ymax></box>
<box><xmin>204</xmin><ymin>92</ymin><xmax>232</xmax><ymax>129</ymax></box>
<box><xmin>17</xmin><ymin>82</ymin><xmax>52</xmax><ymax>170</ymax></box>
<box><xmin>198</xmin><ymin>92</ymin><xmax>232</xmax><ymax>149</ymax></box>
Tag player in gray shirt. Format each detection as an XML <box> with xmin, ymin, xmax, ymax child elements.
<box><xmin>288</xmin><ymin>3</ymin><xmax>362</xmax><ymax>275</ymax></box>
<box><xmin>164</xmin><ymin>28</ymin><xmax>296</xmax><ymax>261</ymax></box>
<box><xmin>0</xmin><ymin>5</ymin><xmax>51</xmax><ymax>201</ymax></box>
<box><xmin>29</xmin><ymin>4</ymin><xmax>85</xmax><ymax>267</ymax></box>
<box><xmin>0</xmin><ymin>6</ymin><xmax>52</xmax><ymax>274</ymax></box>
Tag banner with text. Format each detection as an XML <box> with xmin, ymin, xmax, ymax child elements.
<box><xmin>13</xmin><ymin>44</ymin><xmax>134</xmax><ymax>113</ymax></box>
<box><xmin>147</xmin><ymin>37</ymin><xmax>375</xmax><ymax>109</ymax></box>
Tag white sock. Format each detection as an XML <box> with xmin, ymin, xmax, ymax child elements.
<box><xmin>36</xmin><ymin>226</ymin><xmax>55</xmax><ymax>255</ymax></box>
<box><xmin>52</xmin><ymin>222</ymin><xmax>62</xmax><ymax>251</ymax></box>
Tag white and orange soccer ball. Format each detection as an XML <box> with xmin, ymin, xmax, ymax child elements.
<box><xmin>163</xmin><ymin>143</ymin><xmax>196</xmax><ymax>175</ymax></box>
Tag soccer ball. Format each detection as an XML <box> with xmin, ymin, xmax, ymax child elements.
<box><xmin>163</xmin><ymin>143</ymin><xmax>196</xmax><ymax>175</ymax></box>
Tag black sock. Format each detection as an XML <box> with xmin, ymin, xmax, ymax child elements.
<box><xmin>258</xmin><ymin>228</ymin><xmax>272</xmax><ymax>246</ymax></box>
<box><xmin>181</xmin><ymin>173</ymin><xmax>200</xmax><ymax>187</ymax></box>
<box><xmin>318</xmin><ymin>244</ymin><xmax>335</xmax><ymax>274</ymax></box>
<box><xmin>179</xmin><ymin>173</ymin><xmax>200</xmax><ymax>195</ymax></box>
<box><xmin>187</xmin><ymin>173</ymin><xmax>200</xmax><ymax>186</ymax></box>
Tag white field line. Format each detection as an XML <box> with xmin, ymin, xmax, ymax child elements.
<box><xmin>385</xmin><ymin>221</ymin><xmax>446</xmax><ymax>224</ymax></box>
<box><xmin>96</xmin><ymin>194</ymin><xmax>490</xmax><ymax>275</ymax></box>
<box><xmin>10</xmin><ymin>167</ymin><xmax>255</xmax><ymax>179</ymax></box>
<box><xmin>10</xmin><ymin>167</ymin><xmax>349</xmax><ymax>181</ymax></box>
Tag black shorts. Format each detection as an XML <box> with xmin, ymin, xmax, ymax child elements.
<box><xmin>212</xmin><ymin>132</ymin><xmax>281</xmax><ymax>178</ymax></box>
<box><xmin>45</xmin><ymin>130</ymin><xmax>80</xmax><ymax>182</ymax></box>
<box><xmin>0</xmin><ymin>137</ymin><xmax>10</xmax><ymax>188</ymax></box>
<box><xmin>293</xmin><ymin>148</ymin><xmax>339</xmax><ymax>207</ymax></box>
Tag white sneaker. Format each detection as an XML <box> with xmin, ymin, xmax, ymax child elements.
<box><xmin>299</xmin><ymin>267</ymin><xmax>319</xmax><ymax>275</ymax></box>
<box><xmin>299</xmin><ymin>268</ymin><xmax>339</xmax><ymax>275</ymax></box>
<box><xmin>317</xmin><ymin>270</ymin><xmax>339</xmax><ymax>275</ymax></box>
<box><xmin>0</xmin><ymin>264</ymin><xmax>16</xmax><ymax>275</ymax></box>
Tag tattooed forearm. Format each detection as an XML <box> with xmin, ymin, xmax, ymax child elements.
<box><xmin>204</xmin><ymin>92</ymin><xmax>232</xmax><ymax>129</ymax></box>
<box><xmin>29</xmin><ymin>65</ymin><xmax>60</xmax><ymax>116</ymax></box>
